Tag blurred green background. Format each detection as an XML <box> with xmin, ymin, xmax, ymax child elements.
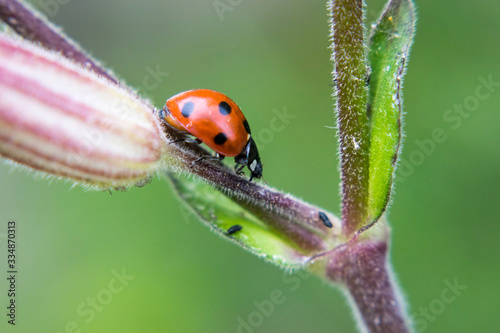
<box><xmin>1</xmin><ymin>0</ymin><xmax>499</xmax><ymax>332</ymax></box>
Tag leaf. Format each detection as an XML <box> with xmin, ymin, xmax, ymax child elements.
<box><xmin>166</xmin><ymin>173</ymin><xmax>319</xmax><ymax>268</ymax></box>
<box><xmin>365</xmin><ymin>0</ymin><xmax>416</xmax><ymax>227</ymax></box>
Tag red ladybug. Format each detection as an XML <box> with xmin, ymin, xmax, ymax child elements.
<box><xmin>161</xmin><ymin>89</ymin><xmax>263</xmax><ymax>181</ymax></box>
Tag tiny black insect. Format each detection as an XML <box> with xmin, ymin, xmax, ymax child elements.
<box><xmin>365</xmin><ymin>73</ymin><xmax>371</xmax><ymax>86</ymax></box>
<box><xmin>226</xmin><ymin>224</ymin><xmax>243</xmax><ymax>235</ymax></box>
<box><xmin>318</xmin><ymin>211</ymin><xmax>333</xmax><ymax>228</ymax></box>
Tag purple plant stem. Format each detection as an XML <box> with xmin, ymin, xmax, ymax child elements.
<box><xmin>326</xmin><ymin>240</ymin><xmax>410</xmax><ymax>333</ymax></box>
<box><xmin>165</xmin><ymin>134</ymin><xmax>334</xmax><ymax>252</ymax></box>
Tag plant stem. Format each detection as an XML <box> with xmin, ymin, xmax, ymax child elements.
<box><xmin>324</xmin><ymin>237</ymin><xmax>411</xmax><ymax>333</ymax></box>
<box><xmin>329</xmin><ymin>0</ymin><xmax>371</xmax><ymax>236</ymax></box>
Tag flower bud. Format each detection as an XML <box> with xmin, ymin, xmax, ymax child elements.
<box><xmin>0</xmin><ymin>34</ymin><xmax>163</xmax><ymax>188</ymax></box>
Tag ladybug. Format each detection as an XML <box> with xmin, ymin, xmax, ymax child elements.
<box><xmin>161</xmin><ymin>89</ymin><xmax>263</xmax><ymax>181</ymax></box>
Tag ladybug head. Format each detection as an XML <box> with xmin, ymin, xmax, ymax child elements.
<box><xmin>235</xmin><ymin>137</ymin><xmax>262</xmax><ymax>181</ymax></box>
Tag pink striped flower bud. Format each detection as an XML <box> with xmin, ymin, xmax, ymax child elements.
<box><xmin>0</xmin><ymin>34</ymin><xmax>163</xmax><ymax>189</ymax></box>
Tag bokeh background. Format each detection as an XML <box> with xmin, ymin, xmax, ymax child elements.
<box><xmin>1</xmin><ymin>0</ymin><xmax>499</xmax><ymax>332</ymax></box>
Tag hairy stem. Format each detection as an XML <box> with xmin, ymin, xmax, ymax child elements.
<box><xmin>329</xmin><ymin>0</ymin><xmax>370</xmax><ymax>236</ymax></box>
<box><xmin>325</xmin><ymin>238</ymin><xmax>411</xmax><ymax>333</ymax></box>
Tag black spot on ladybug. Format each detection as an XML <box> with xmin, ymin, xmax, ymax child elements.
<box><xmin>318</xmin><ymin>211</ymin><xmax>333</xmax><ymax>228</ymax></box>
<box><xmin>243</xmin><ymin>119</ymin><xmax>251</xmax><ymax>134</ymax></box>
<box><xmin>219</xmin><ymin>101</ymin><xmax>232</xmax><ymax>115</ymax></box>
<box><xmin>214</xmin><ymin>133</ymin><xmax>227</xmax><ymax>145</ymax></box>
<box><xmin>226</xmin><ymin>224</ymin><xmax>243</xmax><ymax>235</ymax></box>
<box><xmin>181</xmin><ymin>101</ymin><xmax>195</xmax><ymax>118</ymax></box>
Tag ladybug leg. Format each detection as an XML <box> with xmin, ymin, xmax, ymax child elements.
<box><xmin>171</xmin><ymin>136</ymin><xmax>202</xmax><ymax>145</ymax></box>
<box><xmin>204</xmin><ymin>153</ymin><xmax>224</xmax><ymax>162</ymax></box>
<box><xmin>235</xmin><ymin>164</ymin><xmax>246</xmax><ymax>176</ymax></box>
<box><xmin>189</xmin><ymin>156</ymin><xmax>205</xmax><ymax>167</ymax></box>
<box><xmin>205</xmin><ymin>154</ymin><xmax>224</xmax><ymax>163</ymax></box>
<box><xmin>170</xmin><ymin>138</ymin><xmax>185</xmax><ymax>143</ymax></box>
<box><xmin>190</xmin><ymin>154</ymin><xmax>225</xmax><ymax>168</ymax></box>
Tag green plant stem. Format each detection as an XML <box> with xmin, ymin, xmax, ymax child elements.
<box><xmin>329</xmin><ymin>0</ymin><xmax>370</xmax><ymax>236</ymax></box>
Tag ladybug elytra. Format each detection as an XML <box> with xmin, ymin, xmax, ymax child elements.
<box><xmin>161</xmin><ymin>89</ymin><xmax>263</xmax><ymax>181</ymax></box>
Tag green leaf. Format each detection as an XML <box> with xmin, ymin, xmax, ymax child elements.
<box><xmin>366</xmin><ymin>0</ymin><xmax>416</xmax><ymax>226</ymax></box>
<box><xmin>166</xmin><ymin>173</ymin><xmax>316</xmax><ymax>268</ymax></box>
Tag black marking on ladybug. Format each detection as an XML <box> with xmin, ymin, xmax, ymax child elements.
<box><xmin>226</xmin><ymin>224</ymin><xmax>243</xmax><ymax>235</ymax></box>
<box><xmin>219</xmin><ymin>101</ymin><xmax>232</xmax><ymax>115</ymax></box>
<box><xmin>243</xmin><ymin>119</ymin><xmax>251</xmax><ymax>134</ymax></box>
<box><xmin>318</xmin><ymin>211</ymin><xmax>333</xmax><ymax>228</ymax></box>
<box><xmin>181</xmin><ymin>101</ymin><xmax>195</xmax><ymax>118</ymax></box>
<box><xmin>214</xmin><ymin>132</ymin><xmax>228</xmax><ymax>145</ymax></box>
